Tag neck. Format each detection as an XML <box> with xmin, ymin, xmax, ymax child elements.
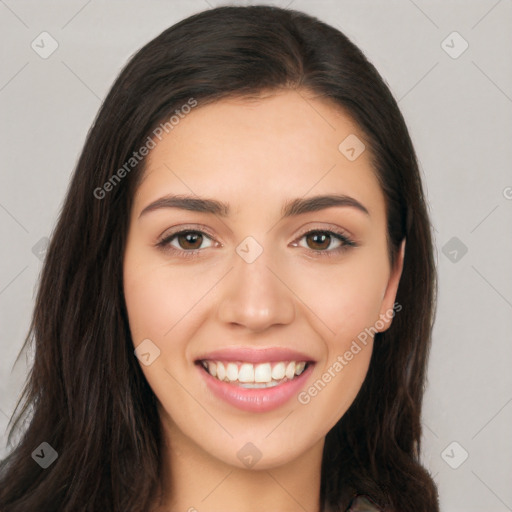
<box><xmin>151</xmin><ymin>412</ymin><xmax>325</xmax><ymax>512</ymax></box>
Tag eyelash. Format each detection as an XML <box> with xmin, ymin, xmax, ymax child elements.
<box><xmin>156</xmin><ymin>226</ymin><xmax>356</xmax><ymax>260</ymax></box>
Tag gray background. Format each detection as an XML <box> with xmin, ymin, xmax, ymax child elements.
<box><xmin>1</xmin><ymin>0</ymin><xmax>511</xmax><ymax>510</ymax></box>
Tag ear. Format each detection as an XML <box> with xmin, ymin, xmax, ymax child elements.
<box><xmin>376</xmin><ymin>239</ymin><xmax>405</xmax><ymax>332</ymax></box>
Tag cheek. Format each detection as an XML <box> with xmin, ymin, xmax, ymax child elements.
<box><xmin>290</xmin><ymin>252</ymin><xmax>389</xmax><ymax>342</ymax></box>
<box><xmin>123</xmin><ymin>249</ymin><xmax>210</xmax><ymax>344</ymax></box>
<box><xmin>287</xmin><ymin>252</ymin><xmax>387</xmax><ymax>421</ymax></box>
<box><xmin>124</xmin><ymin>266</ymin><xmax>175</xmax><ymax>343</ymax></box>
<box><xmin>123</xmin><ymin>256</ymin><xmax>197</xmax><ymax>411</ymax></box>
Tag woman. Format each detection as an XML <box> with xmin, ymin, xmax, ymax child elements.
<box><xmin>0</xmin><ymin>5</ymin><xmax>438</xmax><ymax>511</ymax></box>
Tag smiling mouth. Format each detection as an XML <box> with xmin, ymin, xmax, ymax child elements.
<box><xmin>197</xmin><ymin>360</ymin><xmax>312</xmax><ymax>388</ymax></box>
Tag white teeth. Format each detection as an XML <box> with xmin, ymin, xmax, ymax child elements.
<box><xmin>238</xmin><ymin>363</ymin><xmax>254</xmax><ymax>382</ymax></box>
<box><xmin>207</xmin><ymin>361</ymin><xmax>217</xmax><ymax>378</ymax></box>
<box><xmin>271</xmin><ymin>362</ymin><xmax>286</xmax><ymax>380</ymax></box>
<box><xmin>285</xmin><ymin>362</ymin><xmax>296</xmax><ymax>380</ymax></box>
<box><xmin>239</xmin><ymin>380</ymin><xmax>281</xmax><ymax>389</ymax></box>
<box><xmin>226</xmin><ymin>362</ymin><xmax>238</xmax><ymax>381</ymax></box>
<box><xmin>216</xmin><ymin>361</ymin><xmax>226</xmax><ymax>381</ymax></box>
<box><xmin>201</xmin><ymin>360</ymin><xmax>309</xmax><ymax>385</ymax></box>
<box><xmin>254</xmin><ymin>363</ymin><xmax>272</xmax><ymax>383</ymax></box>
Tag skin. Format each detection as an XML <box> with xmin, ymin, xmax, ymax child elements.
<box><xmin>123</xmin><ymin>89</ymin><xmax>404</xmax><ymax>512</ymax></box>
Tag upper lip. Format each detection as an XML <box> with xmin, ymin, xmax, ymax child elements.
<box><xmin>195</xmin><ymin>347</ymin><xmax>316</xmax><ymax>364</ymax></box>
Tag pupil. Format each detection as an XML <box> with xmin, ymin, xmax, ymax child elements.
<box><xmin>310</xmin><ymin>233</ymin><xmax>329</xmax><ymax>250</ymax></box>
<box><xmin>181</xmin><ymin>232</ymin><xmax>201</xmax><ymax>249</ymax></box>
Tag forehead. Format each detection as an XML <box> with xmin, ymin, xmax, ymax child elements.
<box><xmin>135</xmin><ymin>90</ymin><xmax>385</xmax><ymax>220</ymax></box>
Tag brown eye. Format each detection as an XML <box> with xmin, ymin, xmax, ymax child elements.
<box><xmin>294</xmin><ymin>229</ymin><xmax>356</xmax><ymax>257</ymax></box>
<box><xmin>175</xmin><ymin>231</ymin><xmax>204</xmax><ymax>250</ymax></box>
<box><xmin>304</xmin><ymin>232</ymin><xmax>333</xmax><ymax>251</ymax></box>
<box><xmin>158</xmin><ymin>230</ymin><xmax>215</xmax><ymax>255</ymax></box>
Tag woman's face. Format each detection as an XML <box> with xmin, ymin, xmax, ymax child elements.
<box><xmin>123</xmin><ymin>90</ymin><xmax>403</xmax><ymax>470</ymax></box>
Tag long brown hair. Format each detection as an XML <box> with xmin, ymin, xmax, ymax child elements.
<box><xmin>0</xmin><ymin>5</ymin><xmax>438</xmax><ymax>511</ymax></box>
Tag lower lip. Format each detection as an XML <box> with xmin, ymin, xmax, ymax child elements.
<box><xmin>197</xmin><ymin>363</ymin><xmax>315</xmax><ymax>413</ymax></box>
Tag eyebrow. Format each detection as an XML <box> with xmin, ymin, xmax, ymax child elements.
<box><xmin>138</xmin><ymin>193</ymin><xmax>370</xmax><ymax>219</ymax></box>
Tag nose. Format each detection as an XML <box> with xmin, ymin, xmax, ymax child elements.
<box><xmin>216</xmin><ymin>247</ymin><xmax>296</xmax><ymax>333</ymax></box>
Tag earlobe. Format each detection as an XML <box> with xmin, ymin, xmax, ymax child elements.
<box><xmin>377</xmin><ymin>238</ymin><xmax>406</xmax><ymax>332</ymax></box>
